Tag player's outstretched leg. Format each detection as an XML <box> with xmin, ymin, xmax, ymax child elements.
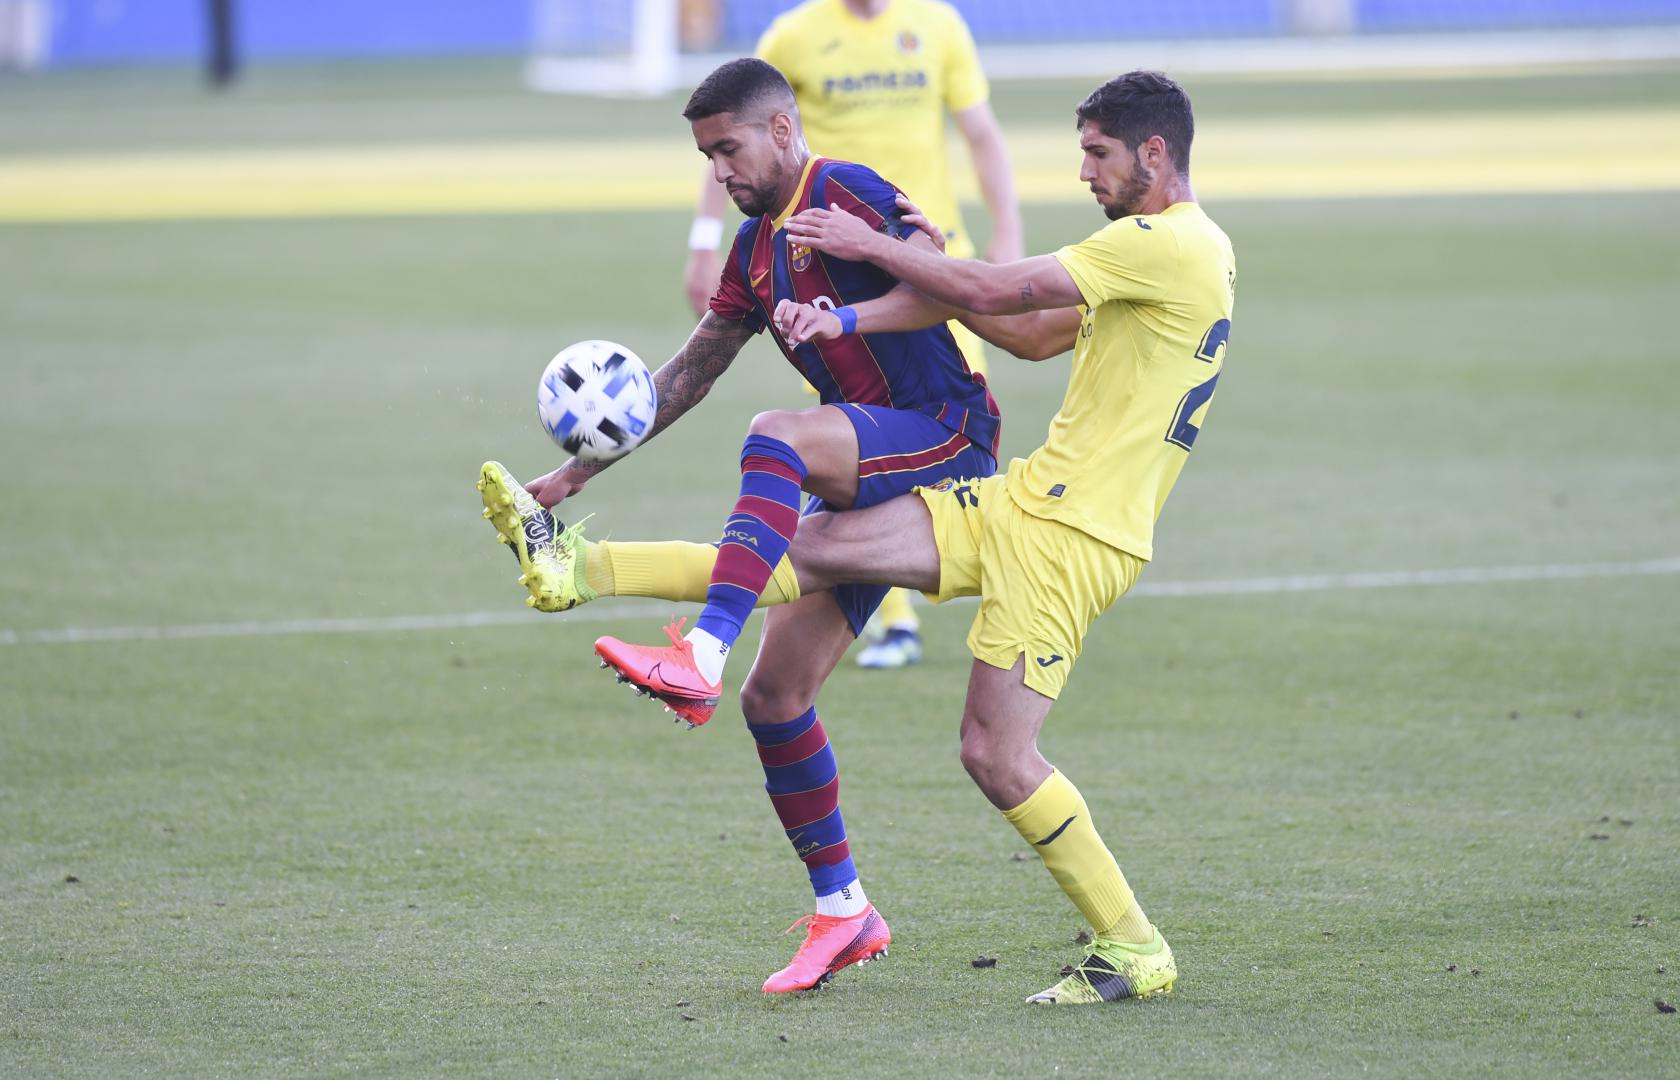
<box><xmin>478</xmin><ymin>462</ymin><xmax>804</xmax><ymax>617</ymax></box>
<box><xmin>596</xmin><ymin>431</ymin><xmax>808</xmax><ymax>724</ymax></box>
<box><xmin>477</xmin><ymin>462</ymin><xmax>596</xmax><ymax>612</ymax></box>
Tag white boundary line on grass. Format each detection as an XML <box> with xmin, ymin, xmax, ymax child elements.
<box><xmin>659</xmin><ymin>26</ymin><xmax>1680</xmax><ymax>88</ymax></box>
<box><xmin>3</xmin><ymin>557</ymin><xmax>1677</xmax><ymax>648</ymax></box>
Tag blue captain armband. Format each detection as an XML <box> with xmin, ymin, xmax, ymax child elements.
<box><xmin>833</xmin><ymin>306</ymin><xmax>859</xmax><ymax>335</ymax></box>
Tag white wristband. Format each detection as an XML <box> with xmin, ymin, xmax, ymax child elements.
<box><xmin>688</xmin><ymin>217</ymin><xmax>724</xmax><ymax>251</ymax></box>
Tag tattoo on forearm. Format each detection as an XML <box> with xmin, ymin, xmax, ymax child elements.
<box><xmin>651</xmin><ymin>311</ymin><xmax>750</xmax><ymax>434</ymax></box>
<box><xmin>1018</xmin><ymin>280</ymin><xmax>1036</xmax><ymax>312</ymax></box>
<box><xmin>557</xmin><ymin>314</ymin><xmax>749</xmax><ymax>480</ymax></box>
<box><xmin>561</xmin><ymin>313</ymin><xmax>748</xmax><ymax>479</ymax></box>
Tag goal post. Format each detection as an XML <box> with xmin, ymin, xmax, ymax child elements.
<box><xmin>526</xmin><ymin>0</ymin><xmax>679</xmax><ymax>98</ymax></box>
<box><xmin>0</xmin><ymin>0</ymin><xmax>49</xmax><ymax>71</ymax></box>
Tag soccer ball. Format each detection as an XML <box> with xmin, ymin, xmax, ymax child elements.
<box><xmin>536</xmin><ymin>340</ymin><xmax>658</xmax><ymax>461</ymax></box>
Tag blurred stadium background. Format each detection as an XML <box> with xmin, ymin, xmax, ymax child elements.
<box><xmin>10</xmin><ymin>1</ymin><xmax>1680</xmax><ymax>71</ymax></box>
<box><xmin>3</xmin><ymin>1</ymin><xmax>1677</xmax><ymax>1076</ymax></box>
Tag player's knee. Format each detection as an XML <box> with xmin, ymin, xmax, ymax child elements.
<box><xmin>739</xmin><ymin>676</ymin><xmax>814</xmax><ymax>727</ymax></box>
<box><xmin>958</xmin><ymin>727</ymin><xmax>1002</xmax><ymax>788</ymax></box>
<box><xmin>747</xmin><ymin>409</ymin><xmax>803</xmax><ymax>446</ymax></box>
<box><xmin>960</xmin><ymin>722</ymin><xmax>1040</xmax><ymax>806</ymax></box>
<box><xmin>787</xmin><ymin>515</ymin><xmax>839</xmax><ymax>575</ymax></box>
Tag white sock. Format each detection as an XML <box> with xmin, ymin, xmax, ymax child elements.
<box><xmin>684</xmin><ymin>626</ymin><xmax>730</xmax><ymax>685</ymax></box>
<box><xmin>814</xmin><ymin>879</ymin><xmax>869</xmax><ymax>918</ymax></box>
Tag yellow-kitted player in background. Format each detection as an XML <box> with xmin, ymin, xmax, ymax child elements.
<box><xmin>682</xmin><ymin>0</ymin><xmax>1022</xmax><ymax>671</ymax></box>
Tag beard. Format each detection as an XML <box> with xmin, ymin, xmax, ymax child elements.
<box><xmin>1100</xmin><ymin>155</ymin><xmax>1154</xmax><ymax>220</ymax></box>
<box><xmin>728</xmin><ymin>159</ymin><xmax>787</xmax><ymax>218</ymax></box>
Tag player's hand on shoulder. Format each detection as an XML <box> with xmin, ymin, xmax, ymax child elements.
<box><xmin>682</xmin><ymin>248</ymin><xmax>721</xmax><ymax>318</ymax></box>
<box><xmin>524</xmin><ymin>461</ymin><xmax>590</xmax><ymax>509</ymax></box>
<box><xmin>894</xmin><ymin>193</ymin><xmax>946</xmax><ymax>254</ymax></box>
<box><xmin>786</xmin><ymin>204</ymin><xmax>882</xmax><ymax>262</ymax></box>
<box><xmin>774</xmin><ymin>298</ymin><xmax>843</xmax><ymax>347</ymax></box>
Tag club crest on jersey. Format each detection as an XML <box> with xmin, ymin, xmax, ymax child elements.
<box><xmin>790</xmin><ymin>242</ymin><xmax>814</xmax><ymax>273</ymax></box>
<box><xmin>925</xmin><ymin>478</ymin><xmax>956</xmax><ymax>493</ymax></box>
<box><xmin>898</xmin><ymin>30</ymin><xmax>920</xmax><ymax>54</ymax></box>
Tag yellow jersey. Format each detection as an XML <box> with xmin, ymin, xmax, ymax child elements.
<box><xmin>756</xmin><ymin>0</ymin><xmax>988</xmax><ymax>259</ymax></box>
<box><xmin>1006</xmin><ymin>202</ymin><xmax>1237</xmax><ymax>561</ymax></box>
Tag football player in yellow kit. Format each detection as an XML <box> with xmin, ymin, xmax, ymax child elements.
<box><xmin>485</xmin><ymin>70</ymin><xmax>1229</xmax><ymax>1003</ymax></box>
<box><xmin>682</xmin><ymin>0</ymin><xmax>1023</xmax><ymax>670</ymax></box>
<box><xmin>775</xmin><ymin>69</ymin><xmax>1235</xmax><ymax>1003</ymax></box>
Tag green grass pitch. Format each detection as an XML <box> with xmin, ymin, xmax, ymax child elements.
<box><xmin>2</xmin><ymin>64</ymin><xmax>1678</xmax><ymax>1076</ymax></box>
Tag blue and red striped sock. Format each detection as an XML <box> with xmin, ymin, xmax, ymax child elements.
<box><xmin>694</xmin><ymin>434</ymin><xmax>807</xmax><ymax>649</ymax></box>
<box><xmin>750</xmin><ymin>707</ymin><xmax>861</xmax><ymax>907</ymax></box>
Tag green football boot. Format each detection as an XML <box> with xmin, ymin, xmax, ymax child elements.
<box><xmin>476</xmin><ymin>461</ymin><xmax>596</xmax><ymax>613</ymax></box>
<box><xmin>1027</xmin><ymin>926</ymin><xmax>1177</xmax><ymax>1005</ymax></box>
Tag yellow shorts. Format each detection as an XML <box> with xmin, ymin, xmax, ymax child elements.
<box><xmin>916</xmin><ymin>474</ymin><xmax>1143</xmax><ymax>699</ymax></box>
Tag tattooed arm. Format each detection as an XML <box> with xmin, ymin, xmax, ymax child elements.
<box><xmin>772</xmin><ymin>286</ymin><xmax>1080</xmax><ymax>363</ymax></box>
<box><xmin>774</xmin><ymin>191</ymin><xmax>1076</xmax><ymax>361</ymax></box>
<box><xmin>524</xmin><ymin>311</ymin><xmax>755</xmax><ymax>508</ymax></box>
<box><xmin>783</xmin><ymin>205</ymin><xmax>1085</xmax><ymax>317</ymax></box>
<box><xmin>960</xmin><ymin>308</ymin><xmax>1084</xmax><ymax>362</ymax></box>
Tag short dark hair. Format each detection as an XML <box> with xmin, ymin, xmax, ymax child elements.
<box><xmin>683</xmin><ymin>57</ymin><xmax>796</xmax><ymax>122</ymax></box>
<box><xmin>1076</xmin><ymin>71</ymin><xmax>1194</xmax><ymax>174</ymax></box>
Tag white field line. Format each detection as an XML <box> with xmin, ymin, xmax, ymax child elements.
<box><xmin>3</xmin><ymin>557</ymin><xmax>1677</xmax><ymax>648</ymax></box>
<box><xmin>1128</xmin><ymin>557</ymin><xmax>1680</xmax><ymax>597</ymax></box>
<box><xmin>664</xmin><ymin>27</ymin><xmax>1680</xmax><ymax>86</ymax></box>
<box><xmin>968</xmin><ymin>25</ymin><xmax>1680</xmax><ymax>81</ymax></box>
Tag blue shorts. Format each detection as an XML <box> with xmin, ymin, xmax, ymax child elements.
<box><xmin>804</xmin><ymin>403</ymin><xmax>997</xmax><ymax>635</ymax></box>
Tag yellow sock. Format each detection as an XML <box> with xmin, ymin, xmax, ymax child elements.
<box><xmin>875</xmin><ymin>587</ymin><xmax>919</xmax><ymax>631</ymax></box>
<box><xmin>590</xmin><ymin>541</ymin><xmax>800</xmax><ymax>608</ymax></box>
<box><xmin>762</xmin><ymin>556</ymin><xmax>800</xmax><ymax>607</ymax></box>
<box><xmin>1002</xmin><ymin>769</ymin><xmax>1153</xmax><ymax>944</ymax></box>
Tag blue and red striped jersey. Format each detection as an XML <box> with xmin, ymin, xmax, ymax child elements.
<box><xmin>709</xmin><ymin>157</ymin><xmax>1000</xmax><ymax>458</ymax></box>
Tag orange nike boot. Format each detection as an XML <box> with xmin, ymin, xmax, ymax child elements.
<box><xmin>594</xmin><ymin>618</ymin><xmax>722</xmax><ymax>728</ymax></box>
<box><xmin>762</xmin><ymin>905</ymin><xmax>892</xmax><ymax>993</ymax></box>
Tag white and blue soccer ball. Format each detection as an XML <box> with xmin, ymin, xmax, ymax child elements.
<box><xmin>536</xmin><ymin>340</ymin><xmax>658</xmax><ymax>462</ymax></box>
